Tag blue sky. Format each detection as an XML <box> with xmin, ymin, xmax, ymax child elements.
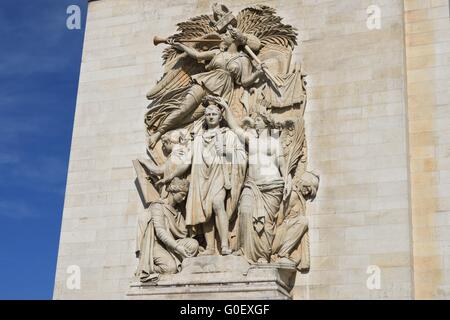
<box><xmin>0</xmin><ymin>0</ymin><xmax>87</xmax><ymax>299</ymax></box>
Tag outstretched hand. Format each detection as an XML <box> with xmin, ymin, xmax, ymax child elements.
<box><xmin>167</xmin><ymin>38</ymin><xmax>183</xmax><ymax>50</ymax></box>
<box><xmin>206</xmin><ymin>95</ymin><xmax>228</xmax><ymax>108</ymax></box>
<box><xmin>256</xmin><ymin>62</ymin><xmax>267</xmax><ymax>75</ymax></box>
<box><xmin>215</xmin><ymin>97</ymin><xmax>229</xmax><ymax>109</ymax></box>
<box><xmin>228</xmin><ymin>27</ymin><xmax>247</xmax><ymax>45</ymax></box>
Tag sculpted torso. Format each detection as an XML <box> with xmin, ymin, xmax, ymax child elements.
<box><xmin>206</xmin><ymin>51</ymin><xmax>236</xmax><ymax>71</ymax></box>
<box><xmin>247</xmin><ymin>131</ymin><xmax>282</xmax><ymax>183</ymax></box>
<box><xmin>200</xmin><ymin>127</ymin><xmax>223</xmax><ymax>167</ymax></box>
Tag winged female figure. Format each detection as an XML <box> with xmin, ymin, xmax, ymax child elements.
<box><xmin>145</xmin><ymin>4</ymin><xmax>298</xmax><ymax>148</ymax></box>
<box><xmin>147</xmin><ymin>31</ymin><xmax>264</xmax><ymax>148</ymax></box>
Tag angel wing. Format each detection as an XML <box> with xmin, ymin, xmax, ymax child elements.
<box><xmin>236</xmin><ymin>5</ymin><xmax>297</xmax><ymax>49</ymax></box>
<box><xmin>146</xmin><ymin>13</ymin><xmax>220</xmax><ymax>100</ymax></box>
<box><xmin>234</xmin><ymin>5</ymin><xmax>300</xmax><ymax>114</ymax></box>
<box><xmin>280</xmin><ymin>118</ymin><xmax>306</xmax><ymax>179</ymax></box>
<box><xmin>161</xmin><ymin>15</ymin><xmax>218</xmax><ymax>66</ymax></box>
<box><xmin>145</xmin><ymin>15</ymin><xmax>219</xmax><ymax>134</ymax></box>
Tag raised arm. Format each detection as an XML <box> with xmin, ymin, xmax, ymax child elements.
<box><xmin>211</xmin><ymin>96</ymin><xmax>249</xmax><ymax>145</ymax></box>
<box><xmin>155</xmin><ymin>162</ymin><xmax>190</xmax><ymax>188</ymax></box>
<box><xmin>170</xmin><ymin>40</ymin><xmax>218</xmax><ymax>61</ymax></box>
<box><xmin>155</xmin><ymin>145</ymin><xmax>192</xmax><ymax>188</ymax></box>
<box><xmin>139</xmin><ymin>158</ymin><xmax>165</xmax><ymax>176</ymax></box>
<box><xmin>274</xmin><ymin>138</ymin><xmax>292</xmax><ymax>201</ymax></box>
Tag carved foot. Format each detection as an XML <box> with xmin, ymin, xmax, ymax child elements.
<box><xmin>257</xmin><ymin>258</ymin><xmax>269</xmax><ymax>264</ymax></box>
<box><xmin>148</xmin><ymin>132</ymin><xmax>162</xmax><ymax>148</ymax></box>
<box><xmin>198</xmin><ymin>248</ymin><xmax>215</xmax><ymax>256</ymax></box>
<box><xmin>232</xmin><ymin>249</ymin><xmax>243</xmax><ymax>256</ymax></box>
<box><xmin>221</xmin><ymin>247</ymin><xmax>232</xmax><ymax>256</ymax></box>
<box><xmin>140</xmin><ymin>273</ymin><xmax>160</xmax><ymax>283</ymax></box>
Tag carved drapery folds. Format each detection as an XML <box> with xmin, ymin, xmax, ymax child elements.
<box><xmin>133</xmin><ymin>3</ymin><xmax>319</xmax><ymax>282</ymax></box>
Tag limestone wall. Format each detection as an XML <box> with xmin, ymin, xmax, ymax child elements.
<box><xmin>291</xmin><ymin>0</ymin><xmax>412</xmax><ymax>299</ymax></box>
<box><xmin>53</xmin><ymin>0</ymin><xmax>449</xmax><ymax>299</ymax></box>
<box><xmin>404</xmin><ymin>0</ymin><xmax>450</xmax><ymax>299</ymax></box>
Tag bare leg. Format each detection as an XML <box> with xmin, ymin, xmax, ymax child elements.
<box><xmin>212</xmin><ymin>189</ymin><xmax>231</xmax><ymax>255</ymax></box>
<box><xmin>178</xmin><ymin>104</ymin><xmax>206</xmax><ymax>127</ymax></box>
<box><xmin>149</xmin><ymin>84</ymin><xmax>206</xmax><ymax>147</ymax></box>
<box><xmin>199</xmin><ymin>217</ymin><xmax>215</xmax><ymax>256</ymax></box>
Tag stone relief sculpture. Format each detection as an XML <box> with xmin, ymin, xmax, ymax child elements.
<box><xmin>133</xmin><ymin>3</ymin><xmax>318</xmax><ymax>283</ymax></box>
<box><xmin>156</xmin><ymin>99</ymin><xmax>247</xmax><ymax>256</ymax></box>
<box><xmin>137</xmin><ymin>130</ymin><xmax>190</xmax><ymax>198</ymax></box>
<box><xmin>217</xmin><ymin>96</ymin><xmax>288</xmax><ymax>264</ymax></box>
<box><xmin>147</xmin><ymin>31</ymin><xmax>264</xmax><ymax>148</ymax></box>
<box><xmin>135</xmin><ymin>177</ymin><xmax>199</xmax><ymax>282</ymax></box>
<box><xmin>271</xmin><ymin>171</ymin><xmax>319</xmax><ymax>271</ymax></box>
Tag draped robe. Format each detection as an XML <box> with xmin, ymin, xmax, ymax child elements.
<box><xmin>185</xmin><ymin>127</ymin><xmax>247</xmax><ymax>228</ymax></box>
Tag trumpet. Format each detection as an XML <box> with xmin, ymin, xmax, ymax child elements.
<box><xmin>153</xmin><ymin>36</ymin><xmax>282</xmax><ymax>88</ymax></box>
<box><xmin>153</xmin><ymin>36</ymin><xmax>222</xmax><ymax>46</ymax></box>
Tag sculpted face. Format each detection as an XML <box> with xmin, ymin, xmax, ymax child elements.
<box><xmin>298</xmin><ymin>172</ymin><xmax>319</xmax><ymax>200</ymax></box>
<box><xmin>254</xmin><ymin>116</ymin><xmax>267</xmax><ymax>130</ymax></box>
<box><xmin>300</xmin><ymin>184</ymin><xmax>312</xmax><ymax>197</ymax></box>
<box><xmin>219</xmin><ymin>41</ymin><xmax>228</xmax><ymax>52</ymax></box>
<box><xmin>220</xmin><ymin>36</ymin><xmax>233</xmax><ymax>51</ymax></box>
<box><xmin>205</xmin><ymin>106</ymin><xmax>222</xmax><ymax>128</ymax></box>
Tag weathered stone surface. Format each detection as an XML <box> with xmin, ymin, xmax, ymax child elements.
<box><xmin>129</xmin><ymin>2</ymin><xmax>313</xmax><ymax>297</ymax></box>
<box><xmin>404</xmin><ymin>0</ymin><xmax>450</xmax><ymax>299</ymax></box>
<box><xmin>127</xmin><ymin>256</ymin><xmax>295</xmax><ymax>300</ymax></box>
<box><xmin>53</xmin><ymin>0</ymin><xmax>450</xmax><ymax>300</ymax></box>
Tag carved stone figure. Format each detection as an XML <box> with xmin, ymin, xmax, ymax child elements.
<box><xmin>133</xmin><ymin>3</ymin><xmax>317</xmax><ymax>288</ymax></box>
<box><xmin>157</xmin><ymin>100</ymin><xmax>246</xmax><ymax>256</ymax></box>
<box><xmin>272</xmin><ymin>171</ymin><xmax>319</xmax><ymax>271</ymax></box>
<box><xmin>213</xmin><ymin>96</ymin><xmax>287</xmax><ymax>263</ymax></box>
<box><xmin>138</xmin><ymin>130</ymin><xmax>190</xmax><ymax>198</ymax></box>
<box><xmin>145</xmin><ymin>5</ymin><xmax>298</xmax><ymax>150</ymax></box>
<box><xmin>147</xmin><ymin>31</ymin><xmax>264</xmax><ymax>148</ymax></box>
<box><xmin>135</xmin><ymin>178</ymin><xmax>198</xmax><ymax>282</ymax></box>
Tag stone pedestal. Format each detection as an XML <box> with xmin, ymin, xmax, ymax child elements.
<box><xmin>126</xmin><ymin>256</ymin><xmax>296</xmax><ymax>300</ymax></box>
